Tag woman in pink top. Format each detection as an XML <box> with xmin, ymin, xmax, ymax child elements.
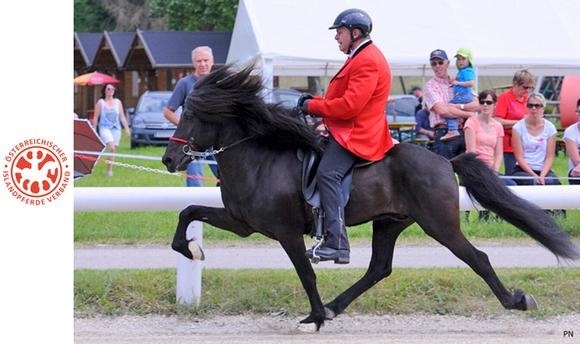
<box><xmin>464</xmin><ymin>90</ymin><xmax>516</xmax><ymax>186</ymax></box>
<box><xmin>464</xmin><ymin>89</ymin><xmax>515</xmax><ymax>221</ymax></box>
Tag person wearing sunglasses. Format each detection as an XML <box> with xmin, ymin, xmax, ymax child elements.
<box><xmin>464</xmin><ymin>90</ymin><xmax>516</xmax><ymax>183</ymax></box>
<box><xmin>493</xmin><ymin>69</ymin><xmax>535</xmax><ymax>176</ymax></box>
<box><xmin>423</xmin><ymin>49</ymin><xmax>478</xmax><ymax>159</ymax></box>
<box><xmin>92</xmin><ymin>83</ymin><xmax>131</xmax><ymax>177</ymax></box>
<box><xmin>464</xmin><ymin>90</ymin><xmax>516</xmax><ymax>221</ymax></box>
<box><xmin>511</xmin><ymin>92</ymin><xmax>561</xmax><ymax>186</ymax></box>
<box><xmin>563</xmin><ymin>98</ymin><xmax>580</xmax><ymax>185</ymax></box>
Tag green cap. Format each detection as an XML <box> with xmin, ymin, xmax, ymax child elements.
<box><xmin>454</xmin><ymin>48</ymin><xmax>473</xmax><ymax>66</ymax></box>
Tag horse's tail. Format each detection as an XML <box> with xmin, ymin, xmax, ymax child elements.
<box><xmin>450</xmin><ymin>153</ymin><xmax>579</xmax><ymax>260</ymax></box>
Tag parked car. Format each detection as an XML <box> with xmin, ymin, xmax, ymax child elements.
<box><xmin>127</xmin><ymin>91</ymin><xmax>177</xmax><ymax>149</ymax></box>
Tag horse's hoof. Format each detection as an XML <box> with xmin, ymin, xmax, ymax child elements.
<box><xmin>296</xmin><ymin>322</ymin><xmax>319</xmax><ymax>333</ymax></box>
<box><xmin>525</xmin><ymin>294</ymin><xmax>538</xmax><ymax>310</ymax></box>
<box><xmin>188</xmin><ymin>240</ymin><xmax>205</xmax><ymax>260</ymax></box>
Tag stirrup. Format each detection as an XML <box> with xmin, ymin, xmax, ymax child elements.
<box><xmin>309</xmin><ymin>239</ymin><xmax>323</xmax><ymax>264</ymax></box>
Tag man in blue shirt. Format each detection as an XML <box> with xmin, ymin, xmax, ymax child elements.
<box><xmin>163</xmin><ymin>46</ymin><xmax>219</xmax><ymax>186</ymax></box>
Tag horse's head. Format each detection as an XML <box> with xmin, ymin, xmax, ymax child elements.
<box><xmin>162</xmin><ymin>105</ymin><xmax>215</xmax><ymax>172</ymax></box>
<box><xmin>162</xmin><ymin>64</ymin><xmax>257</xmax><ymax>172</ymax></box>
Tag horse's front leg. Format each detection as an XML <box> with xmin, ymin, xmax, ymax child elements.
<box><xmin>172</xmin><ymin>205</ymin><xmax>254</xmax><ymax>259</ymax></box>
<box><xmin>278</xmin><ymin>238</ymin><xmax>327</xmax><ymax>332</ymax></box>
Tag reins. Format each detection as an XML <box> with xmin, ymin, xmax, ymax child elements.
<box><xmin>169</xmin><ymin>135</ymin><xmax>255</xmax><ymax>159</ymax></box>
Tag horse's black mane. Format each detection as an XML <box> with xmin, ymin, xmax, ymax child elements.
<box><xmin>185</xmin><ymin>62</ymin><xmax>322</xmax><ymax>153</ymax></box>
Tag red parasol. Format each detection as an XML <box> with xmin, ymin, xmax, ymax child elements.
<box><xmin>74</xmin><ymin>71</ymin><xmax>120</xmax><ymax>86</ymax></box>
<box><xmin>74</xmin><ymin>119</ymin><xmax>105</xmax><ymax>178</ymax></box>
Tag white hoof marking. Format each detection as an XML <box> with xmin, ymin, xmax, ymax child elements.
<box><xmin>296</xmin><ymin>322</ymin><xmax>318</xmax><ymax>333</ymax></box>
<box><xmin>188</xmin><ymin>241</ymin><xmax>206</xmax><ymax>260</ymax></box>
<box><xmin>525</xmin><ymin>294</ymin><xmax>538</xmax><ymax>310</ymax></box>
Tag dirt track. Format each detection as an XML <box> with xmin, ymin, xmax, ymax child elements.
<box><xmin>75</xmin><ymin>313</ymin><xmax>579</xmax><ymax>344</ymax></box>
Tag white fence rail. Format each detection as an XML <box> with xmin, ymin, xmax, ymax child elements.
<box><xmin>74</xmin><ymin>186</ymin><xmax>580</xmax><ymax>305</ymax></box>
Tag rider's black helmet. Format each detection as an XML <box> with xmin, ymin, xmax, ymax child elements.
<box><xmin>328</xmin><ymin>8</ymin><xmax>372</xmax><ymax>37</ymax></box>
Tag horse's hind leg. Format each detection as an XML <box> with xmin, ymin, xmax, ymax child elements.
<box><xmin>325</xmin><ymin>218</ymin><xmax>412</xmax><ymax>318</ymax></box>
<box><xmin>172</xmin><ymin>205</ymin><xmax>254</xmax><ymax>259</ymax></box>
<box><xmin>423</xmin><ymin>219</ymin><xmax>535</xmax><ymax>311</ymax></box>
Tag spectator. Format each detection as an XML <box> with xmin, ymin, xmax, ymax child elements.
<box><xmin>92</xmin><ymin>83</ymin><xmax>131</xmax><ymax>177</ymax></box>
<box><xmin>511</xmin><ymin>93</ymin><xmax>560</xmax><ymax>186</ymax></box>
<box><xmin>441</xmin><ymin>48</ymin><xmax>475</xmax><ymax>142</ymax></box>
<box><xmin>563</xmin><ymin>98</ymin><xmax>580</xmax><ymax>185</ymax></box>
<box><xmin>464</xmin><ymin>89</ymin><xmax>516</xmax><ymax>221</ymax></box>
<box><xmin>410</xmin><ymin>85</ymin><xmax>423</xmax><ymax>113</ymax></box>
<box><xmin>423</xmin><ymin>49</ymin><xmax>478</xmax><ymax>159</ymax></box>
<box><xmin>414</xmin><ymin>108</ymin><xmax>434</xmax><ymax>142</ymax></box>
<box><xmin>464</xmin><ymin>89</ymin><xmax>516</xmax><ymax>184</ymax></box>
<box><xmin>493</xmin><ymin>69</ymin><xmax>535</xmax><ymax>175</ymax></box>
<box><xmin>300</xmin><ymin>8</ymin><xmax>394</xmax><ymax>264</ymax></box>
<box><xmin>164</xmin><ymin>46</ymin><xmax>219</xmax><ymax>186</ymax></box>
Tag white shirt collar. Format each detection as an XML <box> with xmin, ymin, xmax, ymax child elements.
<box><xmin>350</xmin><ymin>39</ymin><xmax>371</xmax><ymax>57</ymax></box>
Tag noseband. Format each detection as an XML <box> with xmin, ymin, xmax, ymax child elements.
<box><xmin>169</xmin><ymin>135</ymin><xmax>255</xmax><ymax>159</ymax></box>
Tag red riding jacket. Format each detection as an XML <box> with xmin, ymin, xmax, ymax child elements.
<box><xmin>305</xmin><ymin>41</ymin><xmax>394</xmax><ymax>161</ymax></box>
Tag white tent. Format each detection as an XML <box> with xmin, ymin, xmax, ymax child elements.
<box><xmin>227</xmin><ymin>0</ymin><xmax>580</xmax><ymax>87</ymax></box>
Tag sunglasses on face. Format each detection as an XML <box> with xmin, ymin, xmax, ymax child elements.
<box><xmin>526</xmin><ymin>103</ymin><xmax>543</xmax><ymax>109</ymax></box>
<box><xmin>520</xmin><ymin>85</ymin><xmax>534</xmax><ymax>91</ymax></box>
<box><xmin>106</xmin><ymin>87</ymin><xmax>115</xmax><ymax>91</ymax></box>
<box><xmin>479</xmin><ymin>100</ymin><xmax>494</xmax><ymax>105</ymax></box>
<box><xmin>430</xmin><ymin>60</ymin><xmax>445</xmax><ymax>67</ymax></box>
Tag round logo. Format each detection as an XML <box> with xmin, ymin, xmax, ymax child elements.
<box><xmin>3</xmin><ymin>138</ymin><xmax>70</xmax><ymax>206</ymax></box>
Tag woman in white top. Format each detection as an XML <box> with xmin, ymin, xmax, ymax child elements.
<box><xmin>563</xmin><ymin>98</ymin><xmax>580</xmax><ymax>185</ymax></box>
<box><xmin>92</xmin><ymin>83</ymin><xmax>131</xmax><ymax>177</ymax></box>
<box><xmin>511</xmin><ymin>92</ymin><xmax>560</xmax><ymax>185</ymax></box>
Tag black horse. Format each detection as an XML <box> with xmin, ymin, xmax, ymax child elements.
<box><xmin>162</xmin><ymin>63</ymin><xmax>579</xmax><ymax>332</ymax></box>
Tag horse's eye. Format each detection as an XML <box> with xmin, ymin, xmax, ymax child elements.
<box><xmin>182</xmin><ymin>111</ymin><xmax>194</xmax><ymax>120</ymax></box>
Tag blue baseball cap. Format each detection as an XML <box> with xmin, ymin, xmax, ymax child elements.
<box><xmin>429</xmin><ymin>49</ymin><xmax>448</xmax><ymax>61</ymax></box>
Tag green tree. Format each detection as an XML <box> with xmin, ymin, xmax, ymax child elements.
<box><xmin>74</xmin><ymin>0</ymin><xmax>115</xmax><ymax>32</ymax></box>
<box><xmin>149</xmin><ymin>0</ymin><xmax>237</xmax><ymax>31</ymax></box>
<box><xmin>75</xmin><ymin>0</ymin><xmax>165</xmax><ymax>32</ymax></box>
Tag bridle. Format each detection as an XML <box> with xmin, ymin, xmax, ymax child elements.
<box><xmin>169</xmin><ymin>135</ymin><xmax>255</xmax><ymax>159</ymax></box>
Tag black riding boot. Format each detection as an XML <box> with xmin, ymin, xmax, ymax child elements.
<box><xmin>305</xmin><ymin>137</ymin><xmax>354</xmax><ymax>264</ymax></box>
<box><xmin>306</xmin><ymin>206</ymin><xmax>350</xmax><ymax>264</ymax></box>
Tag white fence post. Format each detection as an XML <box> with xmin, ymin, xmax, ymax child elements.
<box><xmin>175</xmin><ymin>221</ymin><xmax>203</xmax><ymax>306</ymax></box>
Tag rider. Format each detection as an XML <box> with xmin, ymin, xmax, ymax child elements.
<box><xmin>299</xmin><ymin>8</ymin><xmax>394</xmax><ymax>264</ymax></box>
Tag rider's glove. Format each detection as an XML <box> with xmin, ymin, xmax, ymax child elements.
<box><xmin>297</xmin><ymin>93</ymin><xmax>313</xmax><ymax>113</ymax></box>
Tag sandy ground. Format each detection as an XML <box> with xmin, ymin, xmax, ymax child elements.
<box><xmin>74</xmin><ymin>313</ymin><xmax>580</xmax><ymax>344</ymax></box>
